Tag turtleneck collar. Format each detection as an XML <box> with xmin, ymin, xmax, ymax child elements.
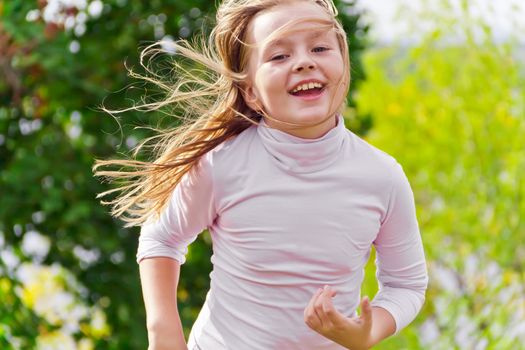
<box><xmin>256</xmin><ymin>115</ymin><xmax>347</xmax><ymax>173</ymax></box>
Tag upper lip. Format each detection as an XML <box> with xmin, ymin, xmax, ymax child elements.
<box><xmin>288</xmin><ymin>79</ymin><xmax>326</xmax><ymax>93</ymax></box>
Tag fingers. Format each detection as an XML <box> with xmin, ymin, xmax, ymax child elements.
<box><xmin>304</xmin><ymin>285</ymin><xmax>344</xmax><ymax>332</ymax></box>
<box><xmin>304</xmin><ymin>288</ymin><xmax>324</xmax><ymax>329</ymax></box>
<box><xmin>316</xmin><ymin>286</ymin><xmax>335</xmax><ymax>329</ymax></box>
<box><xmin>320</xmin><ymin>286</ymin><xmax>346</xmax><ymax>327</ymax></box>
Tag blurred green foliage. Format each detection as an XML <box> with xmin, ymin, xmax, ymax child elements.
<box><xmin>353</xmin><ymin>2</ymin><xmax>525</xmax><ymax>349</ymax></box>
<box><xmin>3</xmin><ymin>0</ymin><xmax>524</xmax><ymax>348</ymax></box>
<box><xmin>0</xmin><ymin>0</ymin><xmax>368</xmax><ymax>348</ymax></box>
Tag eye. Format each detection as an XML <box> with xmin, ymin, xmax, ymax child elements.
<box><xmin>312</xmin><ymin>46</ymin><xmax>330</xmax><ymax>53</ymax></box>
<box><xmin>270</xmin><ymin>54</ymin><xmax>288</xmax><ymax>61</ymax></box>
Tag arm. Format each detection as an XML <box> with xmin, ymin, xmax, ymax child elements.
<box><xmin>139</xmin><ymin>257</ymin><xmax>187</xmax><ymax>350</ymax></box>
<box><xmin>304</xmin><ymin>162</ymin><xmax>427</xmax><ymax>348</ymax></box>
<box><xmin>368</xmin><ymin>306</ymin><xmax>396</xmax><ymax>347</ymax></box>
<box><xmin>371</xmin><ymin>162</ymin><xmax>428</xmax><ymax>334</ymax></box>
<box><xmin>136</xmin><ymin>155</ymin><xmax>216</xmax><ymax>348</ymax></box>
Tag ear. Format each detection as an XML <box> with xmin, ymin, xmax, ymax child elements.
<box><xmin>242</xmin><ymin>82</ymin><xmax>261</xmax><ymax>112</ymax></box>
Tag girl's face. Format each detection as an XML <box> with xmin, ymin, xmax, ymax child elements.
<box><xmin>243</xmin><ymin>1</ymin><xmax>347</xmax><ymax>139</ymax></box>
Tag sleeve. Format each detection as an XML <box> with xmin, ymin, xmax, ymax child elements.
<box><xmin>135</xmin><ymin>153</ymin><xmax>217</xmax><ymax>265</ymax></box>
<box><xmin>371</xmin><ymin>162</ymin><xmax>429</xmax><ymax>334</ymax></box>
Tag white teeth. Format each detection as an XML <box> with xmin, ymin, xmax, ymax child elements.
<box><xmin>291</xmin><ymin>82</ymin><xmax>323</xmax><ymax>93</ymax></box>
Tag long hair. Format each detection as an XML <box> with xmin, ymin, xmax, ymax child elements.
<box><xmin>92</xmin><ymin>0</ymin><xmax>350</xmax><ymax>227</ymax></box>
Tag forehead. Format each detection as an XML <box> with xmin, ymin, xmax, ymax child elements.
<box><xmin>247</xmin><ymin>1</ymin><xmax>334</xmax><ymax>46</ymax></box>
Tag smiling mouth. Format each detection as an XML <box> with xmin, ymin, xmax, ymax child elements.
<box><xmin>289</xmin><ymin>84</ymin><xmax>326</xmax><ymax>97</ymax></box>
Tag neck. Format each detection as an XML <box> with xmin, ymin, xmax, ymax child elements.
<box><xmin>262</xmin><ymin>114</ymin><xmax>338</xmax><ymax>139</ymax></box>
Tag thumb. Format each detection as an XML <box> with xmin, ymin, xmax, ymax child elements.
<box><xmin>360</xmin><ymin>296</ymin><xmax>373</xmax><ymax>327</ymax></box>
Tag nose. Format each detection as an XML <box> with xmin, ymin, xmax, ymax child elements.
<box><xmin>293</xmin><ymin>53</ymin><xmax>316</xmax><ymax>72</ymax></box>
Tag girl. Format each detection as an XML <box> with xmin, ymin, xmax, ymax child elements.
<box><xmin>94</xmin><ymin>0</ymin><xmax>428</xmax><ymax>349</ymax></box>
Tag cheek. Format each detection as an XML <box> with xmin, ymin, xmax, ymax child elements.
<box><xmin>255</xmin><ymin>68</ymin><xmax>284</xmax><ymax>99</ymax></box>
<box><xmin>331</xmin><ymin>55</ymin><xmax>346</xmax><ymax>78</ymax></box>
<box><xmin>329</xmin><ymin>58</ymin><xmax>348</xmax><ymax>107</ymax></box>
<box><xmin>331</xmin><ymin>56</ymin><xmax>348</xmax><ymax>91</ymax></box>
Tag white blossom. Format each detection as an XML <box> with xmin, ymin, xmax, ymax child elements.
<box><xmin>21</xmin><ymin>230</ymin><xmax>51</xmax><ymax>261</ymax></box>
<box><xmin>87</xmin><ymin>0</ymin><xmax>103</xmax><ymax>17</ymax></box>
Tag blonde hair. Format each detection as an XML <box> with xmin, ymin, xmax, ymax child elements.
<box><xmin>92</xmin><ymin>0</ymin><xmax>351</xmax><ymax>227</ymax></box>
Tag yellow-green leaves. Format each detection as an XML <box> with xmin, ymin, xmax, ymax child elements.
<box><xmin>354</xmin><ymin>4</ymin><xmax>525</xmax><ymax>348</ymax></box>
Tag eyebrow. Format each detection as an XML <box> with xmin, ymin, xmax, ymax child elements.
<box><xmin>263</xmin><ymin>29</ymin><xmax>330</xmax><ymax>50</ymax></box>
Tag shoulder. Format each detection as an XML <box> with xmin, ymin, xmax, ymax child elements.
<box><xmin>342</xmin><ymin>129</ymin><xmax>413</xmax><ymax>215</ymax></box>
<box><xmin>207</xmin><ymin>124</ymin><xmax>257</xmax><ymax>160</ymax></box>
<box><xmin>345</xmin><ymin>131</ymin><xmax>416</xmax><ymax>223</ymax></box>
<box><xmin>199</xmin><ymin>124</ymin><xmax>258</xmax><ymax>177</ymax></box>
<box><xmin>345</xmin><ymin>129</ymin><xmax>403</xmax><ymax>180</ymax></box>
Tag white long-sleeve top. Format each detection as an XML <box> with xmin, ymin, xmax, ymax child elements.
<box><xmin>136</xmin><ymin>115</ymin><xmax>428</xmax><ymax>350</ymax></box>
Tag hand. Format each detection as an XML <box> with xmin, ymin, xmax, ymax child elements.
<box><xmin>304</xmin><ymin>285</ymin><xmax>373</xmax><ymax>350</ymax></box>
